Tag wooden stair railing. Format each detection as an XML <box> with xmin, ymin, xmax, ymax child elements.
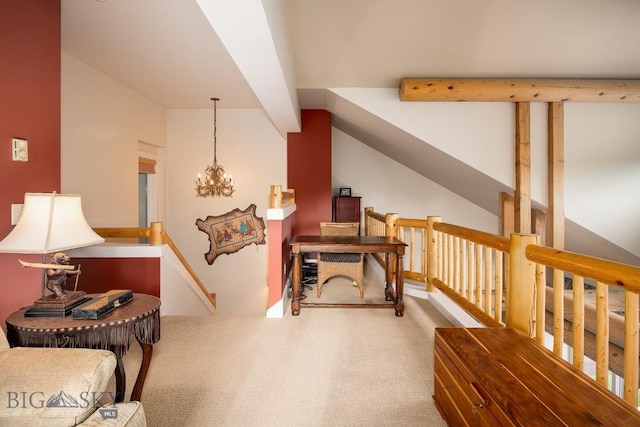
<box><xmin>92</xmin><ymin>222</ymin><xmax>216</xmax><ymax>308</ymax></box>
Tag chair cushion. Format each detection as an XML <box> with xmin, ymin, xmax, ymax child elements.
<box><xmin>0</xmin><ymin>347</ymin><xmax>116</xmax><ymax>426</ymax></box>
<box><xmin>320</xmin><ymin>253</ymin><xmax>361</xmax><ymax>263</ymax></box>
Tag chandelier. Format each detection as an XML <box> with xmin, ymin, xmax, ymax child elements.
<box><xmin>195</xmin><ymin>97</ymin><xmax>235</xmax><ymax>198</ymax></box>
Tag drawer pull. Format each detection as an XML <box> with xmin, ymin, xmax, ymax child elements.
<box><xmin>470</xmin><ymin>382</ymin><xmax>489</xmax><ymax>414</ymax></box>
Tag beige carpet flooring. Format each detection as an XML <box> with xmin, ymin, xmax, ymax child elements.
<box><xmin>116</xmin><ymin>262</ymin><xmax>452</xmax><ymax>426</ymax></box>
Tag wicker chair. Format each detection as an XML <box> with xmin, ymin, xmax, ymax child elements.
<box><xmin>317</xmin><ymin>222</ymin><xmax>364</xmax><ymax>299</ymax></box>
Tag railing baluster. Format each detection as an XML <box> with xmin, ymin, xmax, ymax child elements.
<box><xmin>495</xmin><ymin>251</ymin><xmax>503</xmax><ymax>323</ymax></box>
<box><xmin>535</xmin><ymin>263</ymin><xmax>546</xmax><ymax>345</ymax></box>
<box><xmin>484</xmin><ymin>246</ymin><xmax>491</xmax><ymax>316</ymax></box>
<box><xmin>572</xmin><ymin>274</ymin><xmax>585</xmax><ymax>370</ymax></box>
<box><xmin>553</xmin><ymin>268</ymin><xmax>566</xmax><ymax>356</ymax></box>
<box><xmin>408</xmin><ymin>226</ymin><xmax>415</xmax><ymax>273</ymax></box>
<box><xmin>624</xmin><ymin>290</ymin><xmax>639</xmax><ymax>404</ymax></box>
<box><xmin>595</xmin><ymin>280</ymin><xmax>609</xmax><ymax>388</ymax></box>
<box><xmin>472</xmin><ymin>243</ymin><xmax>486</xmax><ymax>309</ymax></box>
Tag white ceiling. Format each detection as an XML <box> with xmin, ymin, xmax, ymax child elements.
<box><xmin>62</xmin><ymin>0</ymin><xmax>640</xmax><ymax>113</ymax></box>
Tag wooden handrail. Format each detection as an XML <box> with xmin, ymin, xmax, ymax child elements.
<box><xmin>93</xmin><ymin>222</ymin><xmax>216</xmax><ymax>308</ymax></box>
<box><xmin>526</xmin><ymin>245</ymin><xmax>640</xmax><ymax>294</ymax></box>
<box><xmin>92</xmin><ymin>227</ymin><xmax>151</xmax><ymax>239</ymax></box>
<box><xmin>433</xmin><ymin>222</ymin><xmax>511</xmax><ymax>252</ymax></box>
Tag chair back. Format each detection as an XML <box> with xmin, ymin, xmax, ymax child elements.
<box><xmin>320</xmin><ymin>222</ymin><xmax>359</xmax><ymax>237</ymax></box>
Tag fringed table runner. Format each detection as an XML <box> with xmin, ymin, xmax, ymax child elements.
<box><xmin>6</xmin><ymin>294</ymin><xmax>161</xmax><ymax>402</ymax></box>
<box><xmin>6</xmin><ymin>294</ymin><xmax>161</xmax><ymax>358</ymax></box>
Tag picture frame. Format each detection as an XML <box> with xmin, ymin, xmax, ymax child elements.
<box><xmin>339</xmin><ymin>187</ymin><xmax>351</xmax><ymax>197</ymax></box>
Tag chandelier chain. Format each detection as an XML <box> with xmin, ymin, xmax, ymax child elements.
<box><xmin>194</xmin><ymin>97</ymin><xmax>234</xmax><ymax>198</ymax></box>
<box><xmin>212</xmin><ymin>97</ymin><xmax>218</xmax><ymax>165</ymax></box>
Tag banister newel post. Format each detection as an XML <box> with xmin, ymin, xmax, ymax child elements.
<box><xmin>150</xmin><ymin>222</ymin><xmax>163</xmax><ymax>246</ymax></box>
<box><xmin>385</xmin><ymin>213</ymin><xmax>399</xmax><ymax>238</ymax></box>
<box><xmin>364</xmin><ymin>207</ymin><xmax>373</xmax><ymax>236</ymax></box>
<box><xmin>427</xmin><ymin>216</ymin><xmax>442</xmax><ymax>293</ymax></box>
<box><xmin>507</xmin><ymin>234</ymin><xmax>538</xmax><ymax>336</ymax></box>
<box><xmin>385</xmin><ymin>213</ymin><xmax>399</xmax><ymax>281</ymax></box>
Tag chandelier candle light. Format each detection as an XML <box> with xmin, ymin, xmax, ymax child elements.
<box><xmin>195</xmin><ymin>97</ymin><xmax>235</xmax><ymax>197</ymax></box>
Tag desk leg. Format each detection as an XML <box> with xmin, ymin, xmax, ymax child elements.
<box><xmin>291</xmin><ymin>252</ymin><xmax>301</xmax><ymax>315</ymax></box>
<box><xmin>114</xmin><ymin>355</ymin><xmax>125</xmax><ymax>403</ymax></box>
<box><xmin>395</xmin><ymin>253</ymin><xmax>405</xmax><ymax>317</ymax></box>
<box><xmin>384</xmin><ymin>252</ymin><xmax>394</xmax><ymax>301</ymax></box>
<box><xmin>131</xmin><ymin>341</ymin><xmax>153</xmax><ymax>402</ymax></box>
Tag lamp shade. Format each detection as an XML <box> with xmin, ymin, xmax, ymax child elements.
<box><xmin>0</xmin><ymin>193</ymin><xmax>105</xmax><ymax>254</ymax></box>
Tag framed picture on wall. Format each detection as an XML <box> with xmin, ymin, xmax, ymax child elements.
<box><xmin>339</xmin><ymin>187</ymin><xmax>351</xmax><ymax>197</ymax></box>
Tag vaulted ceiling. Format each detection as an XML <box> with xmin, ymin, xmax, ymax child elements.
<box><xmin>62</xmin><ymin>0</ymin><xmax>640</xmax><ymax>128</ymax></box>
<box><xmin>61</xmin><ymin>0</ymin><xmax>640</xmax><ymax>263</ymax></box>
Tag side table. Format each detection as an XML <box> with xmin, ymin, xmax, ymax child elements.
<box><xmin>5</xmin><ymin>293</ymin><xmax>160</xmax><ymax>403</ymax></box>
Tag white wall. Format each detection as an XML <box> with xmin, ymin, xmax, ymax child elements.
<box><xmin>564</xmin><ymin>103</ymin><xmax>640</xmax><ymax>256</ymax></box>
<box><xmin>333</xmin><ymin>88</ymin><xmax>640</xmax><ymax>258</ymax></box>
<box><xmin>61</xmin><ymin>52</ymin><xmax>167</xmax><ymax>226</ymax></box>
<box><xmin>62</xmin><ymin>53</ymin><xmax>287</xmax><ymax>316</ymax></box>
<box><xmin>166</xmin><ymin>108</ymin><xmax>287</xmax><ymax>316</ymax></box>
<box><xmin>332</xmin><ymin>129</ymin><xmax>498</xmax><ymax>234</ymax></box>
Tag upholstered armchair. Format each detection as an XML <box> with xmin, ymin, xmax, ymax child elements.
<box><xmin>317</xmin><ymin>222</ymin><xmax>364</xmax><ymax>299</ymax></box>
<box><xmin>0</xmin><ymin>328</ymin><xmax>146</xmax><ymax>426</ymax></box>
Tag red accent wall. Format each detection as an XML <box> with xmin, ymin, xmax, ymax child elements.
<box><xmin>0</xmin><ymin>1</ymin><xmax>61</xmax><ymax>328</ymax></box>
<box><xmin>287</xmin><ymin>110</ymin><xmax>332</xmax><ymax>235</ymax></box>
<box><xmin>72</xmin><ymin>258</ymin><xmax>161</xmax><ymax>297</ymax></box>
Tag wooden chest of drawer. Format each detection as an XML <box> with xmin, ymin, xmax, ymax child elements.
<box><xmin>434</xmin><ymin>327</ymin><xmax>640</xmax><ymax>426</ymax></box>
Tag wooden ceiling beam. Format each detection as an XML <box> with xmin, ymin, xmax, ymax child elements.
<box><xmin>399</xmin><ymin>78</ymin><xmax>640</xmax><ymax>102</ymax></box>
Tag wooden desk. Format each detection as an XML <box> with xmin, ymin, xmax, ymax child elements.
<box><xmin>6</xmin><ymin>293</ymin><xmax>160</xmax><ymax>403</ymax></box>
<box><xmin>290</xmin><ymin>235</ymin><xmax>407</xmax><ymax>316</ymax></box>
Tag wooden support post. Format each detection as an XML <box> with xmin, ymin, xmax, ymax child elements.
<box><xmin>507</xmin><ymin>234</ymin><xmax>538</xmax><ymax>336</ymax></box>
<box><xmin>548</xmin><ymin>102</ymin><xmax>565</xmax><ymax>250</ymax></box>
<box><xmin>499</xmin><ymin>192</ymin><xmax>515</xmax><ymax>237</ymax></box>
<box><xmin>515</xmin><ymin>102</ymin><xmax>531</xmax><ymax>234</ymax></box>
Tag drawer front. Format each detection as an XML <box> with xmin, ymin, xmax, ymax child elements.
<box><xmin>333</xmin><ymin>197</ymin><xmax>360</xmax><ymax>222</ymax></box>
<box><xmin>435</xmin><ymin>347</ymin><xmax>504</xmax><ymax>427</ymax></box>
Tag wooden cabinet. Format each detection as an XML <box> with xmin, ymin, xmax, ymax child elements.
<box><xmin>434</xmin><ymin>327</ymin><xmax>640</xmax><ymax>427</ymax></box>
<box><xmin>332</xmin><ymin>196</ymin><xmax>361</xmax><ymax>224</ymax></box>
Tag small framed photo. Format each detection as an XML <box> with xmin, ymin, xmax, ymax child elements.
<box><xmin>339</xmin><ymin>187</ymin><xmax>351</xmax><ymax>197</ymax></box>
